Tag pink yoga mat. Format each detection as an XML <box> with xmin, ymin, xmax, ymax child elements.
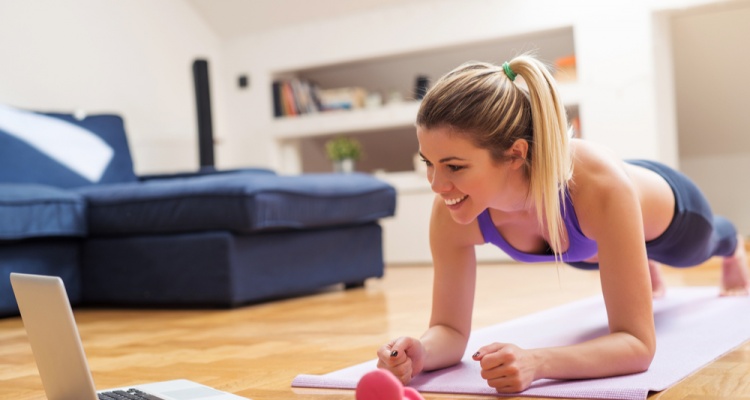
<box><xmin>293</xmin><ymin>287</ymin><xmax>750</xmax><ymax>399</ymax></box>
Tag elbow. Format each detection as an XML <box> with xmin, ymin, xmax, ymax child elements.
<box><xmin>633</xmin><ymin>351</ymin><xmax>655</xmax><ymax>374</ymax></box>
<box><xmin>421</xmin><ymin>324</ymin><xmax>471</xmax><ymax>371</ymax></box>
<box><xmin>620</xmin><ymin>330</ymin><xmax>656</xmax><ymax>374</ymax></box>
<box><xmin>632</xmin><ymin>339</ymin><xmax>656</xmax><ymax>373</ymax></box>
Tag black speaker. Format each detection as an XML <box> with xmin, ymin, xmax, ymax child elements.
<box><xmin>414</xmin><ymin>75</ymin><xmax>430</xmax><ymax>100</ymax></box>
<box><xmin>193</xmin><ymin>59</ymin><xmax>214</xmax><ymax>169</ymax></box>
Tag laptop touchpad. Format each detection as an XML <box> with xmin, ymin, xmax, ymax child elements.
<box><xmin>162</xmin><ymin>387</ymin><xmax>226</xmax><ymax>399</ymax></box>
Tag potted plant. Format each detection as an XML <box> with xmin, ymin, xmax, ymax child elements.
<box><xmin>325</xmin><ymin>136</ymin><xmax>362</xmax><ymax>173</ymax></box>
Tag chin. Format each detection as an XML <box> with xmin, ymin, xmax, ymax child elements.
<box><xmin>449</xmin><ymin>210</ymin><xmax>479</xmax><ymax>225</ymax></box>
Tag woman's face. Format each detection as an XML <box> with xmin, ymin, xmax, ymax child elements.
<box><xmin>416</xmin><ymin>125</ymin><xmax>529</xmax><ymax>225</ymax></box>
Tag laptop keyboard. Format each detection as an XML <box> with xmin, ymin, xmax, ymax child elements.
<box><xmin>98</xmin><ymin>388</ymin><xmax>166</xmax><ymax>400</ymax></box>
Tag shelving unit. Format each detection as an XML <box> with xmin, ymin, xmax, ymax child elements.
<box><xmin>270</xmin><ymin>26</ymin><xmax>578</xmax><ymax>175</ymax></box>
<box><xmin>267</xmin><ymin>26</ymin><xmax>580</xmax><ymax>264</ymax></box>
<box><xmin>273</xmin><ymin>83</ymin><xmax>580</xmax><ymax>140</ymax></box>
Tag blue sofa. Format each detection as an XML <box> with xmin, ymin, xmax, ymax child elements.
<box><xmin>0</xmin><ymin>104</ymin><xmax>396</xmax><ymax>316</ymax></box>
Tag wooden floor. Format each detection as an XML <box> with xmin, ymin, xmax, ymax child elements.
<box><xmin>1</xmin><ymin>258</ymin><xmax>749</xmax><ymax>400</ymax></box>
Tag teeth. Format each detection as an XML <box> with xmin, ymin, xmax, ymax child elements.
<box><xmin>445</xmin><ymin>195</ymin><xmax>467</xmax><ymax>206</ymax></box>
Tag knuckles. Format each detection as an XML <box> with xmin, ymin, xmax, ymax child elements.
<box><xmin>377</xmin><ymin>360</ymin><xmax>412</xmax><ymax>385</ymax></box>
<box><xmin>501</xmin><ymin>382</ymin><xmax>525</xmax><ymax>393</ymax></box>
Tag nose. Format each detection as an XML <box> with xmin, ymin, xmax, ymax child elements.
<box><xmin>429</xmin><ymin>168</ymin><xmax>452</xmax><ymax>194</ymax></box>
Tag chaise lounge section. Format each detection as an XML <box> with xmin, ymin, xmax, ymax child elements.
<box><xmin>0</xmin><ymin>104</ymin><xmax>396</xmax><ymax>316</ymax></box>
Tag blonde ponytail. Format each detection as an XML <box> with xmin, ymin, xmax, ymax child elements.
<box><xmin>508</xmin><ymin>55</ymin><xmax>572</xmax><ymax>260</ymax></box>
<box><xmin>417</xmin><ymin>55</ymin><xmax>572</xmax><ymax>260</ymax></box>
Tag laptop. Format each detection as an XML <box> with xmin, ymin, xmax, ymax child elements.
<box><xmin>10</xmin><ymin>272</ymin><xmax>250</xmax><ymax>400</ymax></box>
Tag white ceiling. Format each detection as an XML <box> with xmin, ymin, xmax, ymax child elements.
<box><xmin>185</xmin><ymin>0</ymin><xmax>433</xmax><ymax>38</ymax></box>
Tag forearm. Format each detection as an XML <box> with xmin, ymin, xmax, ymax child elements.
<box><xmin>533</xmin><ymin>331</ymin><xmax>655</xmax><ymax>380</ymax></box>
<box><xmin>420</xmin><ymin>324</ymin><xmax>470</xmax><ymax>371</ymax></box>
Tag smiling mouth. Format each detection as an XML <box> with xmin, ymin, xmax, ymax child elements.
<box><xmin>444</xmin><ymin>195</ymin><xmax>468</xmax><ymax>206</ymax></box>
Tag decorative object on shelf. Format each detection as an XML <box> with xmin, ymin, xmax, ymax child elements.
<box><xmin>570</xmin><ymin>115</ymin><xmax>582</xmax><ymax>138</ymax></box>
<box><xmin>414</xmin><ymin>75</ymin><xmax>430</xmax><ymax>100</ymax></box>
<box><xmin>553</xmin><ymin>55</ymin><xmax>577</xmax><ymax>82</ymax></box>
<box><xmin>365</xmin><ymin>92</ymin><xmax>383</xmax><ymax>109</ymax></box>
<box><xmin>386</xmin><ymin>90</ymin><xmax>404</xmax><ymax>106</ymax></box>
<box><xmin>319</xmin><ymin>87</ymin><xmax>368</xmax><ymax>111</ymax></box>
<box><xmin>326</xmin><ymin>136</ymin><xmax>363</xmax><ymax>173</ymax></box>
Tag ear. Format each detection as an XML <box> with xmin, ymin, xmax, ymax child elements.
<box><xmin>506</xmin><ymin>139</ymin><xmax>529</xmax><ymax>169</ymax></box>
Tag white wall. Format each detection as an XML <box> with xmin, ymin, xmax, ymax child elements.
<box><xmin>0</xmin><ymin>0</ymin><xmax>228</xmax><ymax>174</ymax></box>
<box><xmin>681</xmin><ymin>155</ymin><xmax>750</xmax><ymax>234</ymax></box>
<box><xmin>671</xmin><ymin>1</ymin><xmax>750</xmax><ymax>234</ymax></box>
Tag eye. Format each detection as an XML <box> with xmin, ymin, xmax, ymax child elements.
<box><xmin>447</xmin><ymin>164</ymin><xmax>464</xmax><ymax>172</ymax></box>
<box><xmin>420</xmin><ymin>157</ymin><xmax>433</xmax><ymax>167</ymax></box>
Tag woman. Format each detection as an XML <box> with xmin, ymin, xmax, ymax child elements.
<box><xmin>376</xmin><ymin>55</ymin><xmax>750</xmax><ymax>393</ymax></box>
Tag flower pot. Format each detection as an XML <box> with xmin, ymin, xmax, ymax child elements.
<box><xmin>333</xmin><ymin>158</ymin><xmax>356</xmax><ymax>173</ymax></box>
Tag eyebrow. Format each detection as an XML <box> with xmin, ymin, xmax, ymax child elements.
<box><xmin>419</xmin><ymin>152</ymin><xmax>467</xmax><ymax>163</ymax></box>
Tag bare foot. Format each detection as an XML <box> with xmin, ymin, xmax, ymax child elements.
<box><xmin>721</xmin><ymin>235</ymin><xmax>750</xmax><ymax>296</ymax></box>
<box><xmin>648</xmin><ymin>259</ymin><xmax>667</xmax><ymax>299</ymax></box>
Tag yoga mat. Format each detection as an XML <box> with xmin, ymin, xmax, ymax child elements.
<box><xmin>293</xmin><ymin>287</ymin><xmax>750</xmax><ymax>399</ymax></box>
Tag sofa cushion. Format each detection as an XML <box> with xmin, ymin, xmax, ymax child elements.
<box><xmin>0</xmin><ymin>104</ymin><xmax>138</xmax><ymax>188</ymax></box>
<box><xmin>76</xmin><ymin>172</ymin><xmax>396</xmax><ymax>235</ymax></box>
<box><xmin>0</xmin><ymin>184</ymin><xmax>87</xmax><ymax>240</ymax></box>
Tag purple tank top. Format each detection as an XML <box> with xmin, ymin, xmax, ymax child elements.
<box><xmin>477</xmin><ymin>190</ymin><xmax>598</xmax><ymax>263</ymax></box>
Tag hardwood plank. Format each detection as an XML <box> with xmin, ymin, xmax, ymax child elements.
<box><xmin>0</xmin><ymin>256</ymin><xmax>747</xmax><ymax>400</ymax></box>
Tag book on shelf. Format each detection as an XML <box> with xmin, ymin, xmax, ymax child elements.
<box><xmin>271</xmin><ymin>78</ymin><xmax>369</xmax><ymax>118</ymax></box>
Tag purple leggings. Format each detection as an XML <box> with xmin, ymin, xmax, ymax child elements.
<box><xmin>567</xmin><ymin>160</ymin><xmax>737</xmax><ymax>270</ymax></box>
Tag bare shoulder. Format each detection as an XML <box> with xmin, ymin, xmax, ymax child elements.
<box><xmin>569</xmin><ymin>139</ymin><xmax>632</xmax><ymax>194</ymax></box>
<box><xmin>569</xmin><ymin>140</ymin><xmax>639</xmax><ymax>237</ymax></box>
<box><xmin>429</xmin><ymin>195</ymin><xmax>485</xmax><ymax>249</ymax></box>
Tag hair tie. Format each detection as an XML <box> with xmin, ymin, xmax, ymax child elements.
<box><xmin>502</xmin><ymin>62</ymin><xmax>517</xmax><ymax>81</ymax></box>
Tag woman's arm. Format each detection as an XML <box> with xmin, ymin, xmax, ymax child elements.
<box><xmin>377</xmin><ymin>195</ymin><xmax>484</xmax><ymax>382</ymax></box>
<box><xmin>540</xmin><ymin>168</ymin><xmax>656</xmax><ymax>378</ymax></box>
<box><xmin>421</xmin><ymin>194</ymin><xmax>484</xmax><ymax>371</ymax></box>
<box><xmin>475</xmin><ymin>146</ymin><xmax>656</xmax><ymax>392</ymax></box>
